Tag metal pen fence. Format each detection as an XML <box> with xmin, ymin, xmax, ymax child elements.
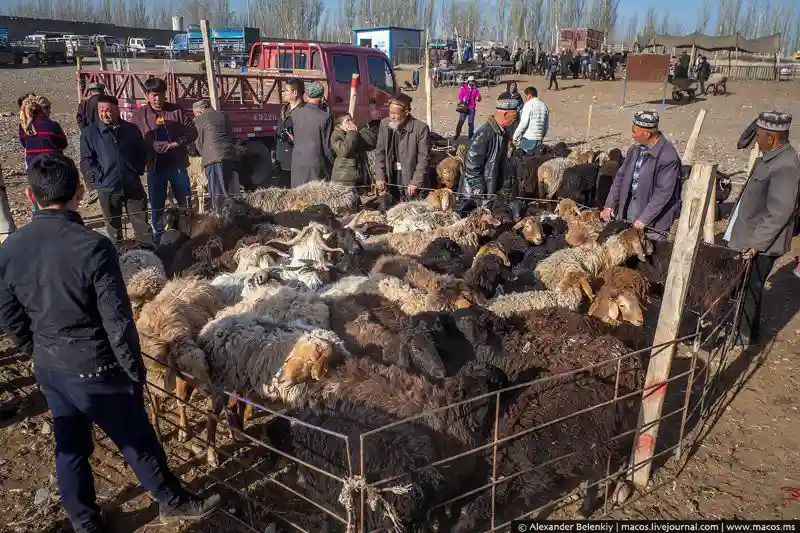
<box><xmin>1</xmin><ymin>173</ymin><xmax>752</xmax><ymax>531</ymax></box>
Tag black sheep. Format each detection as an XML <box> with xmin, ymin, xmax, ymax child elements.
<box><xmin>420</xmin><ymin>237</ymin><xmax>467</xmax><ymax>277</ymax></box>
<box><xmin>559</xmin><ymin>163</ymin><xmax>601</xmax><ymax>206</ymax></box>
<box><xmin>464</xmin><ymin>254</ymin><xmax>513</xmax><ymax>302</ymax></box>
<box><xmin>266</xmin><ymin>400</ymin><xmax>445</xmax><ymax>532</ymax></box>
<box><xmin>267</xmin><ymin>203</ymin><xmax>340</xmax><ymax>230</ymax></box>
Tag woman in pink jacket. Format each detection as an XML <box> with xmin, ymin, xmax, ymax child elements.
<box><xmin>454</xmin><ymin>76</ymin><xmax>481</xmax><ymax>140</ymax></box>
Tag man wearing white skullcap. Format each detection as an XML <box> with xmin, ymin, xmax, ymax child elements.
<box><xmin>601</xmin><ymin>110</ymin><xmax>683</xmax><ymax>239</ymax></box>
<box><xmin>725</xmin><ymin>111</ymin><xmax>799</xmax><ymax>347</ymax></box>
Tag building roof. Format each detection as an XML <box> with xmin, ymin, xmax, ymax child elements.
<box><xmin>352</xmin><ymin>26</ymin><xmax>423</xmax><ymax>33</ymax></box>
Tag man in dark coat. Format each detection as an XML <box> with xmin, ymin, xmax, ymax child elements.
<box><xmin>80</xmin><ymin>95</ymin><xmax>151</xmax><ymax>245</ymax></box>
<box><xmin>375</xmin><ymin>94</ymin><xmax>430</xmax><ymax>206</ymax></box>
<box><xmin>192</xmin><ymin>100</ymin><xmax>240</xmax><ymax>211</ymax></box>
<box><xmin>130</xmin><ymin>77</ymin><xmax>197</xmax><ymax>241</ymax></box>
<box><xmin>601</xmin><ymin>110</ymin><xmax>683</xmax><ymax>239</ymax></box>
<box><xmin>458</xmin><ymin>97</ymin><xmax>520</xmax><ymax>208</ymax></box>
<box><xmin>289</xmin><ymin>81</ymin><xmax>333</xmax><ymax>187</ymax></box>
<box><xmin>697</xmin><ymin>56</ymin><xmax>712</xmax><ymax>94</ymax></box>
<box><xmin>724</xmin><ymin>111</ymin><xmax>800</xmax><ymax>347</ymax></box>
<box><xmin>0</xmin><ymin>154</ymin><xmax>220</xmax><ymax>533</ymax></box>
<box><xmin>76</xmin><ymin>82</ymin><xmax>105</xmax><ymax>129</ymax></box>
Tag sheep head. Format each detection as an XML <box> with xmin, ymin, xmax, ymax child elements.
<box><xmin>436</xmin><ymin>160</ymin><xmax>462</xmax><ymax>190</ymax></box>
<box><xmin>513</xmin><ymin>216</ymin><xmax>544</xmax><ymax>245</ymax></box>
<box><xmin>559</xmin><ymin>271</ymin><xmax>595</xmax><ymax>301</ymax></box>
<box><xmin>567</xmin><ymin>149</ymin><xmax>595</xmax><ymax>164</ymax></box>
<box><xmin>555</xmin><ymin>198</ymin><xmax>582</xmax><ymax>220</ymax></box>
<box><xmin>427</xmin><ymin>188</ymin><xmax>456</xmax><ymax>211</ymax></box>
<box><xmin>469</xmin><ymin>208</ymin><xmax>501</xmax><ymax>235</ymax></box>
<box><xmin>589</xmin><ymin>289</ymin><xmax>644</xmax><ymax>326</ymax></box>
<box><xmin>267</xmin><ymin>223</ymin><xmax>344</xmax><ymax>255</ymax></box>
<box><xmin>617</xmin><ymin>228</ymin><xmax>653</xmax><ymax>261</ymax></box>
<box><xmin>455</xmin><ymin>143</ymin><xmax>468</xmax><ymax>160</ymax></box>
<box><xmin>565</xmin><ymin>217</ymin><xmax>598</xmax><ymax>247</ymax></box>
<box><xmin>280</xmin><ymin>336</ymin><xmax>334</xmax><ymax>386</ymax></box>
<box><xmin>595</xmin><ymin>152</ymin><xmax>610</xmax><ymax>166</ymax></box>
<box><xmin>608</xmin><ymin>148</ymin><xmax>623</xmax><ymax>164</ymax></box>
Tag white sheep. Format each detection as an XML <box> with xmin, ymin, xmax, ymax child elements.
<box><xmin>215</xmin><ymin>285</ymin><xmax>330</xmax><ymax>329</ymax></box>
<box><xmin>538</xmin><ymin>157</ymin><xmax>578</xmax><ymax>199</ymax></box>
<box><xmin>198</xmin><ymin>314</ymin><xmax>350</xmax><ymax>466</ymax></box>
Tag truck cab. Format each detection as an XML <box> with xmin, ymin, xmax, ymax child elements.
<box><xmin>127</xmin><ymin>37</ymin><xmax>158</xmax><ymax>55</ymax></box>
<box><xmin>248</xmin><ymin>42</ymin><xmax>398</xmax><ymax>127</ymax></box>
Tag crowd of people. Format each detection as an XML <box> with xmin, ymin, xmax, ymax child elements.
<box><xmin>0</xmin><ymin>61</ymin><xmax>797</xmax><ymax>533</ymax></box>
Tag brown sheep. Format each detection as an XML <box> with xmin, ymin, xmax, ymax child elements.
<box><xmin>436</xmin><ymin>144</ymin><xmax>468</xmax><ymax>189</ymax></box>
<box><xmin>513</xmin><ymin>216</ymin><xmax>545</xmax><ymax>245</ymax></box>
<box><xmin>136</xmin><ymin>277</ymin><xmax>227</xmax><ymax>442</ymax></box>
<box><xmin>565</xmin><ymin>209</ymin><xmax>605</xmax><ymax>247</ymax></box>
<box><xmin>474</xmin><ymin>241</ymin><xmax>511</xmax><ymax>267</ymax></box>
<box><xmin>555</xmin><ymin>198</ymin><xmax>582</xmax><ymax>219</ymax></box>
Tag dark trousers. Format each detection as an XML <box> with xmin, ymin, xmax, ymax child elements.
<box><xmin>735</xmin><ymin>254</ymin><xmax>777</xmax><ymax>342</ymax></box>
<box><xmin>204</xmin><ymin>161</ymin><xmax>235</xmax><ymax>212</ymax></box>
<box><xmin>97</xmin><ymin>189</ymin><xmax>152</xmax><ymax>245</ymax></box>
<box><xmin>455</xmin><ymin>108</ymin><xmax>476</xmax><ymax>139</ymax></box>
<box><xmin>548</xmin><ymin>71</ymin><xmax>559</xmax><ymax>90</ymax></box>
<box><xmin>34</xmin><ymin>365</ymin><xmax>190</xmax><ymax>533</ymax></box>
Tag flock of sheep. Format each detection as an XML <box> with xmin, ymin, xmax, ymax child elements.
<box><xmin>115</xmin><ymin>139</ymin><xmax>744</xmax><ymax>532</ymax></box>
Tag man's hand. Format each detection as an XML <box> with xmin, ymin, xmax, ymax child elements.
<box><xmin>633</xmin><ymin>220</ymin><xmax>645</xmax><ymax>231</ymax></box>
<box><xmin>472</xmin><ymin>187</ymin><xmax>484</xmax><ymax>196</ymax></box>
<box><xmin>600</xmin><ymin>207</ymin><xmax>613</xmax><ymax>223</ymax></box>
<box><xmin>375</xmin><ymin>181</ymin><xmax>386</xmax><ymax>194</ymax></box>
<box><xmin>407</xmin><ymin>184</ymin><xmax>418</xmax><ymax>196</ymax></box>
<box><xmin>166</xmin><ymin>141</ymin><xmax>179</xmax><ymax>150</ymax></box>
<box><xmin>741</xmin><ymin>248</ymin><xmax>758</xmax><ymax>260</ymax></box>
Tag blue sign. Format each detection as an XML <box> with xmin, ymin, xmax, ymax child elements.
<box><xmin>0</xmin><ymin>28</ymin><xmax>8</xmax><ymax>42</ymax></box>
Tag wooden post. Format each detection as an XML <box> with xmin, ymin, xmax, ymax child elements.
<box><xmin>681</xmin><ymin>109</ymin><xmax>707</xmax><ymax>165</ymax></box>
<box><xmin>747</xmin><ymin>144</ymin><xmax>760</xmax><ymax>174</ymax></box>
<box><xmin>200</xmin><ymin>20</ymin><xmax>220</xmax><ymax>110</ymax></box>
<box><xmin>631</xmin><ymin>162</ymin><xmax>716</xmax><ymax>489</ymax></box>
<box><xmin>348</xmin><ymin>73</ymin><xmax>359</xmax><ymax>117</ymax></box>
<box><xmin>585</xmin><ymin>104</ymin><xmax>593</xmax><ymax>143</ymax></box>
<box><xmin>96</xmin><ymin>43</ymin><xmax>107</xmax><ymax>70</ymax></box>
<box><xmin>620</xmin><ymin>78</ymin><xmax>628</xmax><ymax>107</ymax></box>
<box><xmin>76</xmin><ymin>55</ymin><xmax>84</xmax><ymax>103</ymax></box>
<box><xmin>425</xmin><ymin>29</ymin><xmax>433</xmax><ymax>130</ymax></box>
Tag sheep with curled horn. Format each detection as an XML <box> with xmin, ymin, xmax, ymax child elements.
<box><xmin>268</xmin><ymin>222</ymin><xmax>345</xmax><ymax>264</ymax></box>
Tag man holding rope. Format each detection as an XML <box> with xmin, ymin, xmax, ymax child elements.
<box><xmin>601</xmin><ymin>110</ymin><xmax>683</xmax><ymax>240</ymax></box>
<box><xmin>724</xmin><ymin>111</ymin><xmax>800</xmax><ymax>348</ymax></box>
<box><xmin>0</xmin><ymin>154</ymin><xmax>220</xmax><ymax>533</ymax></box>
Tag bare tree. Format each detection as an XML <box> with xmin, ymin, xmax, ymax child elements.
<box><xmin>695</xmin><ymin>0</ymin><xmax>712</xmax><ymax>33</ymax></box>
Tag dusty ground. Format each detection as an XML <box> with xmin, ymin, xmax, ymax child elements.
<box><xmin>1</xmin><ymin>60</ymin><xmax>799</xmax><ymax>532</ymax></box>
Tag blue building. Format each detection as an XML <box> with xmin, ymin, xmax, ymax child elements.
<box><xmin>352</xmin><ymin>26</ymin><xmax>423</xmax><ymax>62</ymax></box>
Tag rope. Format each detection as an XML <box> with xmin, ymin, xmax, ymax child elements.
<box><xmin>337</xmin><ymin>475</ymin><xmax>413</xmax><ymax>533</ymax></box>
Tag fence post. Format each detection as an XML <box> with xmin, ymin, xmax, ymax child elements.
<box><xmin>631</xmin><ymin>162</ymin><xmax>716</xmax><ymax>489</ymax></box>
<box><xmin>585</xmin><ymin>104</ymin><xmax>593</xmax><ymax>143</ymax></box>
<box><xmin>680</xmin><ymin>110</ymin><xmax>714</xmax><ymax>244</ymax></box>
<box><xmin>425</xmin><ymin>28</ymin><xmax>433</xmax><ymax>130</ymax></box>
<box><xmin>200</xmin><ymin>20</ymin><xmax>220</xmax><ymax>110</ymax></box>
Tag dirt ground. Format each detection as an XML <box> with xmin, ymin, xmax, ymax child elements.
<box><xmin>0</xmin><ymin>61</ymin><xmax>799</xmax><ymax>532</ymax></box>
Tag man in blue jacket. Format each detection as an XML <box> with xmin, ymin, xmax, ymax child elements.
<box><xmin>0</xmin><ymin>154</ymin><xmax>220</xmax><ymax>533</ymax></box>
<box><xmin>80</xmin><ymin>95</ymin><xmax>152</xmax><ymax>246</ymax></box>
<box><xmin>601</xmin><ymin>110</ymin><xmax>683</xmax><ymax>239</ymax></box>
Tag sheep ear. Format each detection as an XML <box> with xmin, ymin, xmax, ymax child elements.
<box><xmin>607</xmin><ymin>300</ymin><xmax>620</xmax><ymax>321</ymax></box>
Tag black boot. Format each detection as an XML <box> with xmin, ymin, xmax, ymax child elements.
<box><xmin>160</xmin><ymin>494</ymin><xmax>221</xmax><ymax>524</ymax></box>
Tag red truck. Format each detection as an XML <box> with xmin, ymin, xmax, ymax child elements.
<box><xmin>559</xmin><ymin>28</ymin><xmax>604</xmax><ymax>53</ymax></box>
<box><xmin>77</xmin><ymin>41</ymin><xmax>399</xmax><ymax>188</ymax></box>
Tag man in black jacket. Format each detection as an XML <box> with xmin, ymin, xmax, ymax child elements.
<box><xmin>80</xmin><ymin>95</ymin><xmax>152</xmax><ymax>246</ymax></box>
<box><xmin>458</xmin><ymin>97</ymin><xmax>520</xmax><ymax>209</ymax></box>
<box><xmin>76</xmin><ymin>83</ymin><xmax>105</xmax><ymax>207</ymax></box>
<box><xmin>0</xmin><ymin>154</ymin><xmax>220</xmax><ymax>533</ymax></box>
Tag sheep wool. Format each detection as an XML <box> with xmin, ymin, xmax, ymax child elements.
<box><xmin>215</xmin><ymin>285</ymin><xmax>330</xmax><ymax>329</ymax></box>
<box><xmin>392</xmin><ymin>210</ymin><xmax>462</xmax><ymax>233</ymax></box>
<box><xmin>243</xmin><ymin>180</ymin><xmax>359</xmax><ymax>215</ymax></box>
<box><xmin>486</xmin><ymin>288</ymin><xmax>583</xmax><ymax>317</ymax></box>
<box><xmin>211</xmin><ymin>271</ymin><xmax>255</xmax><ymax>305</ymax></box>
<box><xmin>537</xmin><ymin>157</ymin><xmax>578</xmax><ymax>198</ymax></box>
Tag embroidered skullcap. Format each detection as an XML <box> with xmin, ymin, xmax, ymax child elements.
<box><xmin>496</xmin><ymin>98</ymin><xmax>520</xmax><ymax>111</ymax></box>
<box><xmin>389</xmin><ymin>93</ymin><xmax>413</xmax><ymax>110</ymax></box>
<box><xmin>306</xmin><ymin>81</ymin><xmax>325</xmax><ymax>98</ymax></box>
<box><xmin>632</xmin><ymin>110</ymin><xmax>659</xmax><ymax>129</ymax></box>
<box><xmin>756</xmin><ymin>110</ymin><xmax>792</xmax><ymax>132</ymax></box>
<box><xmin>87</xmin><ymin>82</ymin><xmax>105</xmax><ymax>91</ymax></box>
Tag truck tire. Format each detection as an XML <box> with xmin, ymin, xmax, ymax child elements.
<box><xmin>237</xmin><ymin>141</ymin><xmax>272</xmax><ymax>191</ymax></box>
<box><xmin>13</xmin><ymin>54</ymin><xmax>24</xmax><ymax>66</ymax></box>
<box><xmin>27</xmin><ymin>54</ymin><xmax>40</xmax><ymax>67</ymax></box>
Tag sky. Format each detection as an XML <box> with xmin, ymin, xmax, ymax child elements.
<box><xmin>196</xmin><ymin>0</ymin><xmax>712</xmax><ymax>38</ymax></box>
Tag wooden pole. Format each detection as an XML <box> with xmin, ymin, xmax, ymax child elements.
<box><xmin>681</xmin><ymin>109</ymin><xmax>707</xmax><ymax>165</ymax></box>
<box><xmin>425</xmin><ymin>29</ymin><xmax>433</xmax><ymax>130</ymax></box>
<box><xmin>620</xmin><ymin>78</ymin><xmax>628</xmax><ymax>107</ymax></box>
<box><xmin>631</xmin><ymin>162</ymin><xmax>716</xmax><ymax>489</ymax></box>
<box><xmin>747</xmin><ymin>144</ymin><xmax>760</xmax><ymax>174</ymax></box>
<box><xmin>585</xmin><ymin>104</ymin><xmax>593</xmax><ymax>143</ymax></box>
<box><xmin>200</xmin><ymin>20</ymin><xmax>220</xmax><ymax>110</ymax></box>
<box><xmin>76</xmin><ymin>55</ymin><xmax>84</xmax><ymax>103</ymax></box>
<box><xmin>348</xmin><ymin>73</ymin><xmax>359</xmax><ymax>117</ymax></box>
